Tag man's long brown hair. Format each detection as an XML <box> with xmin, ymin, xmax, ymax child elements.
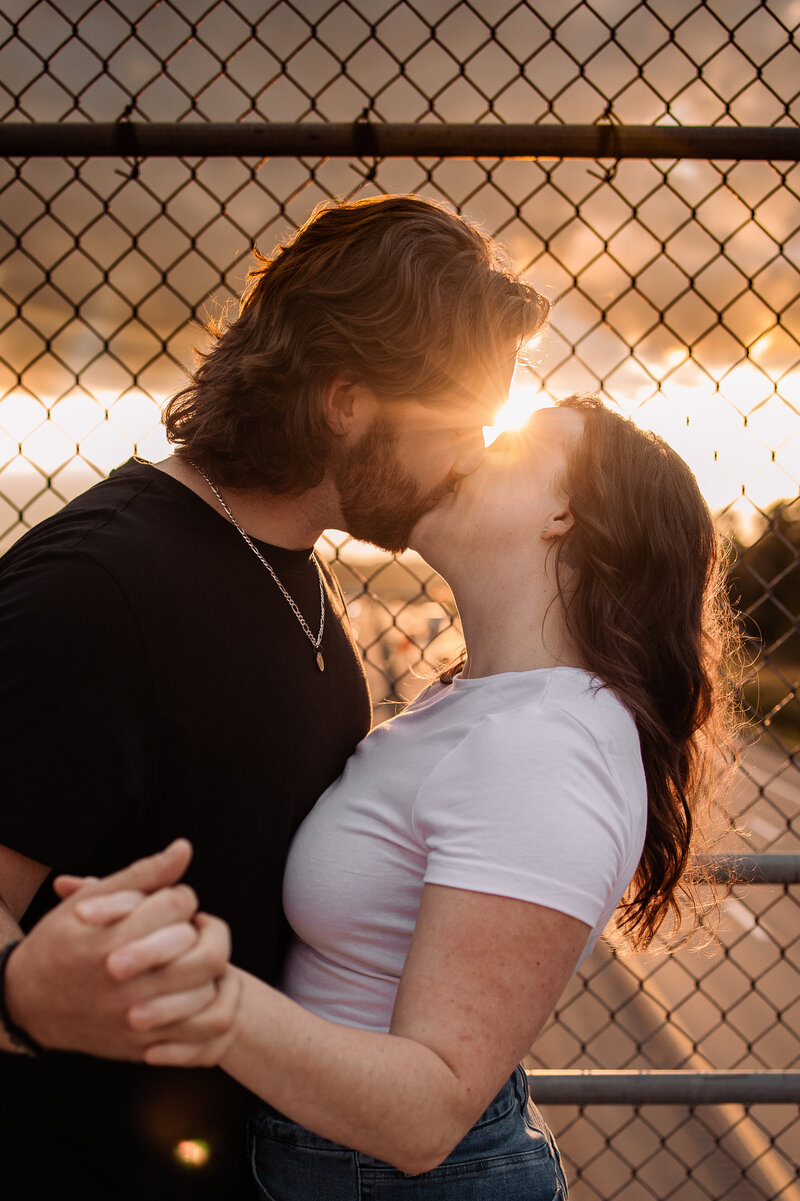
<box><xmin>164</xmin><ymin>195</ymin><xmax>550</xmax><ymax>491</ymax></box>
<box><xmin>554</xmin><ymin>396</ymin><xmax>739</xmax><ymax>950</ymax></box>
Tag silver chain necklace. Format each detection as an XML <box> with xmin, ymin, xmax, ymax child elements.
<box><xmin>191</xmin><ymin>462</ymin><xmax>327</xmax><ymax>672</ymax></box>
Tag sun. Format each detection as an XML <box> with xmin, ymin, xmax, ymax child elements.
<box><xmin>484</xmin><ymin>373</ymin><xmax>553</xmax><ymax>446</ymax></box>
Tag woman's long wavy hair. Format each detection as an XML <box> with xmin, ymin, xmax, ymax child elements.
<box><xmin>164</xmin><ymin>195</ymin><xmax>550</xmax><ymax>491</ymax></box>
<box><xmin>555</xmin><ymin>396</ymin><xmax>740</xmax><ymax>950</ymax></box>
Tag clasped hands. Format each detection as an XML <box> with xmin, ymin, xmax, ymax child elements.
<box><xmin>10</xmin><ymin>839</ymin><xmax>239</xmax><ymax>1066</ymax></box>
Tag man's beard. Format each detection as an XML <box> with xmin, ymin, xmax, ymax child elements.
<box><xmin>331</xmin><ymin>416</ymin><xmax>458</xmax><ymax>554</ymax></box>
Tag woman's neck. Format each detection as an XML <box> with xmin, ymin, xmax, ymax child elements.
<box><xmin>450</xmin><ymin>563</ymin><xmax>583</xmax><ymax>680</ymax></box>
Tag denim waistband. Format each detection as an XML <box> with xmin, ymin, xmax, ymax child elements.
<box><xmin>249</xmin><ymin>1064</ymin><xmax>569</xmax><ymax>1198</ymax></box>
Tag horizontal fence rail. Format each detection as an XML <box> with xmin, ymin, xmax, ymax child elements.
<box><xmin>526</xmin><ymin>1069</ymin><xmax>800</xmax><ymax>1105</ymax></box>
<box><xmin>2</xmin><ymin>122</ymin><xmax>800</xmax><ymax>161</ymax></box>
<box><xmin>703</xmin><ymin>853</ymin><xmax>800</xmax><ymax>884</ymax></box>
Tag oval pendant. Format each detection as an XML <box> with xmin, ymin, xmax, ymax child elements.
<box><xmin>316</xmin><ymin>650</ymin><xmax>325</xmax><ymax>672</ymax></box>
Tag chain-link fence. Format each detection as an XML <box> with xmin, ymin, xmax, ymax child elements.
<box><xmin>2</xmin><ymin>2</ymin><xmax>799</xmax><ymax>1197</ymax></box>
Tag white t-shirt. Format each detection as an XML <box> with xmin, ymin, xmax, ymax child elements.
<box><xmin>281</xmin><ymin>666</ymin><xmax>647</xmax><ymax>1033</ymax></box>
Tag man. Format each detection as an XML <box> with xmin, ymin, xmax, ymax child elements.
<box><xmin>0</xmin><ymin>195</ymin><xmax>548</xmax><ymax>1198</ymax></box>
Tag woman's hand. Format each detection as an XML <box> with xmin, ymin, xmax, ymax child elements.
<box><xmin>138</xmin><ymin>961</ymin><xmax>243</xmax><ymax>1068</ymax></box>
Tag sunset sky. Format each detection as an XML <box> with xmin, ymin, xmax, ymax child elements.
<box><xmin>1</xmin><ymin>0</ymin><xmax>798</xmax><ymax>549</ymax></box>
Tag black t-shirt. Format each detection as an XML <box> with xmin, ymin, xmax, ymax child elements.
<box><xmin>0</xmin><ymin>460</ymin><xmax>372</xmax><ymax>1199</ymax></box>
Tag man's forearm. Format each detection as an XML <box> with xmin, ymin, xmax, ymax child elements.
<box><xmin>0</xmin><ymin>844</ymin><xmax>53</xmax><ymax>1054</ymax></box>
<box><xmin>0</xmin><ymin>905</ymin><xmax>33</xmax><ymax>1053</ymax></box>
<box><xmin>0</xmin><ymin>905</ymin><xmax>22</xmax><ymax>946</ymax></box>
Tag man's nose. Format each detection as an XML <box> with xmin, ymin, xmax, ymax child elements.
<box><xmin>451</xmin><ymin>431</ymin><xmax>487</xmax><ymax>478</ymax></box>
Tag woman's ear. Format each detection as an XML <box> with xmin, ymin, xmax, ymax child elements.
<box><xmin>321</xmin><ymin>377</ymin><xmax>377</xmax><ymax>439</ymax></box>
<box><xmin>542</xmin><ymin>508</ymin><xmax>573</xmax><ymax>540</ymax></box>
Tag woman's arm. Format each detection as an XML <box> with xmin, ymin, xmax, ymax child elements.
<box><xmin>141</xmin><ymin>883</ymin><xmax>589</xmax><ymax>1176</ymax></box>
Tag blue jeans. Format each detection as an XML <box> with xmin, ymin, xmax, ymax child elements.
<box><xmin>249</xmin><ymin>1066</ymin><xmax>568</xmax><ymax>1199</ymax></box>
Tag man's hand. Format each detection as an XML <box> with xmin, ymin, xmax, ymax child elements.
<box><xmin>4</xmin><ymin>840</ymin><xmax>234</xmax><ymax>1061</ymax></box>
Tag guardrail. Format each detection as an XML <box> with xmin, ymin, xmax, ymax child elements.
<box><xmin>702</xmin><ymin>852</ymin><xmax>800</xmax><ymax>884</ymax></box>
<box><xmin>527</xmin><ymin>1069</ymin><xmax>800</xmax><ymax>1105</ymax></box>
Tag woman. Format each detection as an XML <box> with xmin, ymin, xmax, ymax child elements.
<box><xmin>65</xmin><ymin>396</ymin><xmax>737</xmax><ymax>1198</ymax></box>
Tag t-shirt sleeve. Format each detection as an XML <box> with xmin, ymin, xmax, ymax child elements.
<box><xmin>0</xmin><ymin>546</ymin><xmax>152</xmax><ymax>869</ymax></box>
<box><xmin>414</xmin><ymin>705</ymin><xmax>642</xmax><ymax>929</ymax></box>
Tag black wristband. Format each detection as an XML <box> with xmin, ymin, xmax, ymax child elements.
<box><xmin>0</xmin><ymin>940</ymin><xmax>45</xmax><ymax>1057</ymax></box>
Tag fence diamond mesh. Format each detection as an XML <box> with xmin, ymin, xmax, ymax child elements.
<box><xmin>1</xmin><ymin>2</ymin><xmax>799</xmax><ymax>1198</ymax></box>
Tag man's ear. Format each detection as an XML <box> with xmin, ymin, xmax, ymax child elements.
<box><xmin>321</xmin><ymin>376</ymin><xmax>377</xmax><ymax>439</ymax></box>
<box><xmin>541</xmin><ymin>507</ymin><xmax>573</xmax><ymax>540</ymax></box>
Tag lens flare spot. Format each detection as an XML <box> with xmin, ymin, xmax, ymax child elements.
<box><xmin>174</xmin><ymin>1138</ymin><xmax>211</xmax><ymax>1167</ymax></box>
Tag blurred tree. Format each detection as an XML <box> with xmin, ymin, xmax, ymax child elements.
<box><xmin>727</xmin><ymin>497</ymin><xmax>800</xmax><ymax>664</ymax></box>
<box><xmin>727</xmin><ymin>498</ymin><xmax>800</xmax><ymax>746</ymax></box>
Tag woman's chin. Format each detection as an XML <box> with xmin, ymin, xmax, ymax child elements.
<box><xmin>406</xmin><ymin>516</ymin><xmax>431</xmax><ymax>556</ymax></box>
<box><xmin>408</xmin><ymin>492</ymin><xmax>456</xmax><ymax>557</ymax></box>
